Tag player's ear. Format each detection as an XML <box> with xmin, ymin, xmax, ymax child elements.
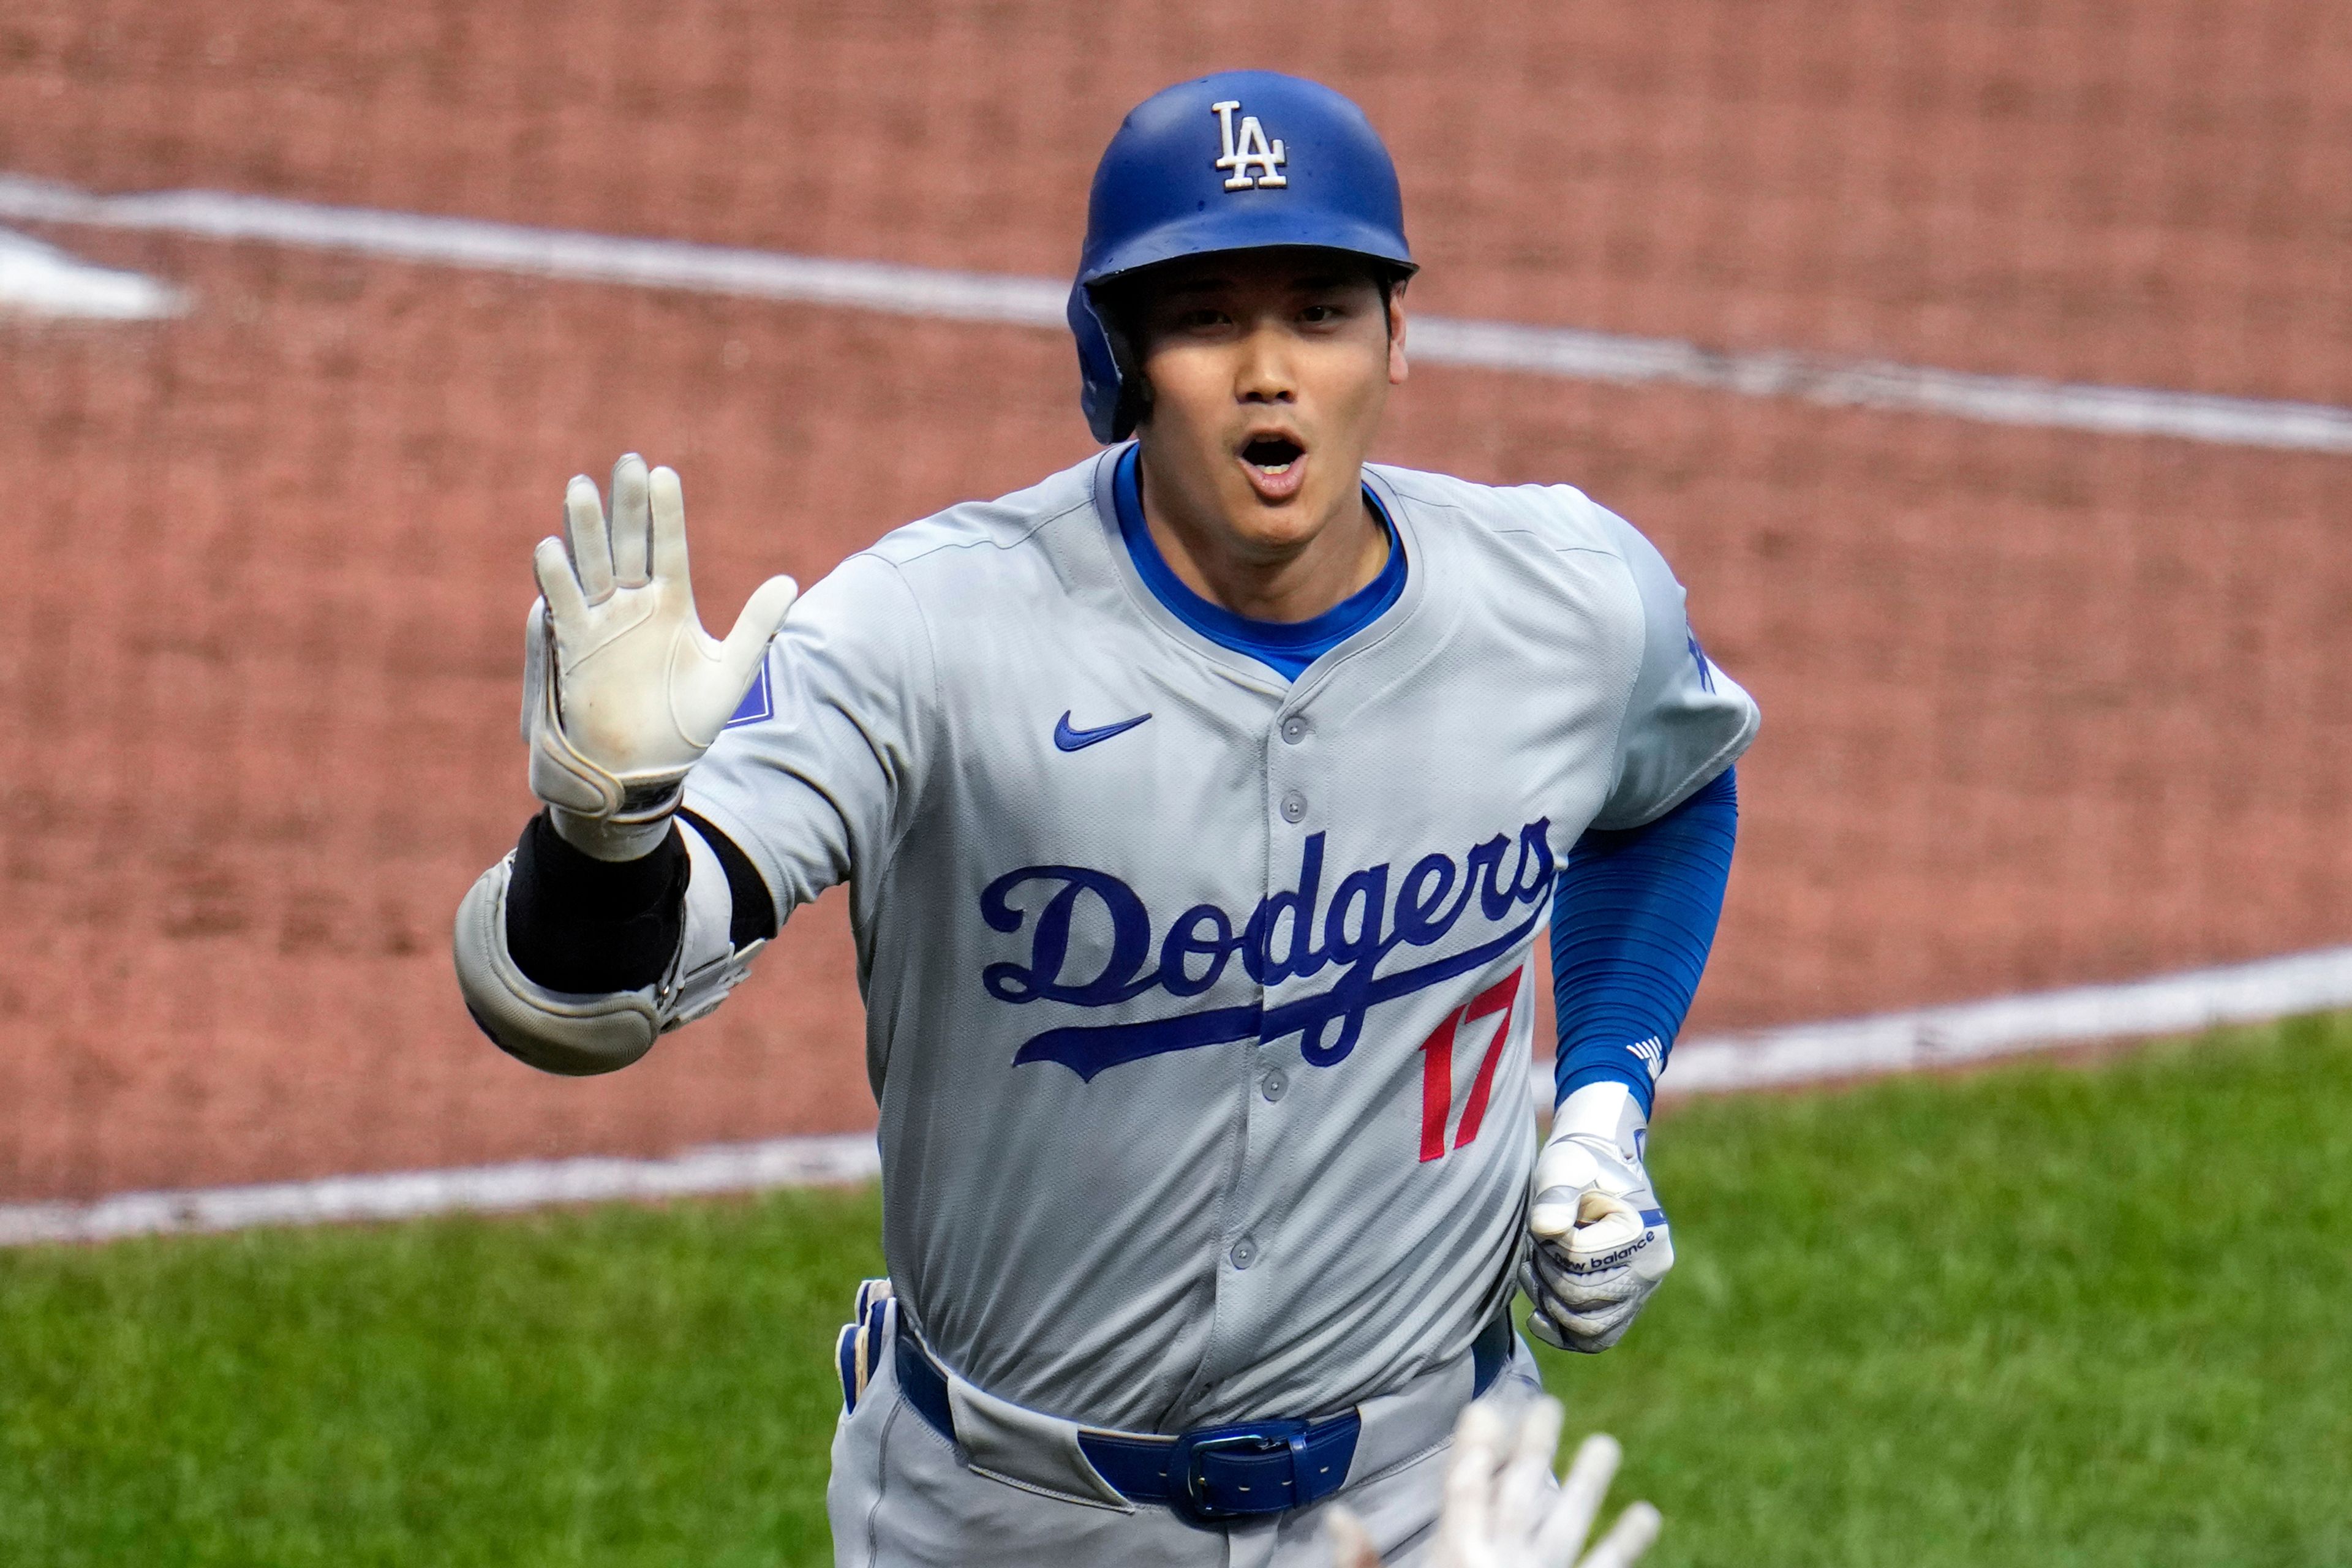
<box><xmin>1387</xmin><ymin>279</ymin><xmax>1409</xmax><ymax>385</ymax></box>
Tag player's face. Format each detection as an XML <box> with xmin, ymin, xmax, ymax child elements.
<box><xmin>1131</xmin><ymin>250</ymin><xmax>1407</xmax><ymax>557</ymax></box>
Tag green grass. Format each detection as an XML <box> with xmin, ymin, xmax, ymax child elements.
<box><xmin>0</xmin><ymin>1186</ymin><xmax>883</xmax><ymax>1567</ymax></box>
<box><xmin>5</xmin><ymin>1016</ymin><xmax>2349</xmax><ymax>1566</ymax></box>
<box><xmin>1546</xmin><ymin>1014</ymin><xmax>2352</xmax><ymax>1568</ymax></box>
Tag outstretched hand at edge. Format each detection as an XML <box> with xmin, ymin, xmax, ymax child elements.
<box><xmin>1325</xmin><ymin>1396</ymin><xmax>1660</xmax><ymax>1568</ymax></box>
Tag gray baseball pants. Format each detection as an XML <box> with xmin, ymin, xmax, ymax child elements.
<box><xmin>824</xmin><ymin>1310</ymin><xmax>1544</xmax><ymax>1567</ymax></box>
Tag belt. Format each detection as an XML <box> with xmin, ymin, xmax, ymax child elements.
<box><xmin>892</xmin><ymin>1313</ymin><xmax>1514</xmax><ymax>1525</ymax></box>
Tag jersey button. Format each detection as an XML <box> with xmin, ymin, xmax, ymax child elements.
<box><xmin>1261</xmin><ymin>1069</ymin><xmax>1288</xmax><ymax>1102</ymax></box>
<box><xmin>1229</xmin><ymin>1237</ymin><xmax>1259</xmax><ymax>1270</ymax></box>
<box><xmin>1279</xmin><ymin>791</ymin><xmax>1308</xmax><ymax>823</ymax></box>
<box><xmin>1280</xmin><ymin>715</ymin><xmax>1308</xmax><ymax>745</ymax></box>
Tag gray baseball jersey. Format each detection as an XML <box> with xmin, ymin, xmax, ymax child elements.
<box><xmin>684</xmin><ymin>445</ymin><xmax>1757</xmax><ymax>1431</ymax></box>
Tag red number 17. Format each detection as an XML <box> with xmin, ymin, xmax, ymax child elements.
<box><xmin>1417</xmin><ymin>965</ymin><xmax>1525</xmax><ymax>1163</ymax></box>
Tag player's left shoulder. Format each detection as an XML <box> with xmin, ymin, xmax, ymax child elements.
<box><xmin>1367</xmin><ymin>462</ymin><xmax>1637</xmax><ymax>564</ymax></box>
<box><xmin>1368</xmin><ymin>462</ymin><xmax>1668</xmax><ymax>643</ymax></box>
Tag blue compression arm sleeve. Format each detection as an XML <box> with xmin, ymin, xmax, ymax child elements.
<box><xmin>1551</xmin><ymin>766</ymin><xmax>1740</xmax><ymax>1115</ymax></box>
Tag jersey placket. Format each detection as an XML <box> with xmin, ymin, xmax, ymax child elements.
<box><xmin>1194</xmin><ymin>696</ymin><xmax>1327</xmax><ymax>1401</ymax></box>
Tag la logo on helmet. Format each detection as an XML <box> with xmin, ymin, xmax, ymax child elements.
<box><xmin>1210</xmin><ymin>100</ymin><xmax>1288</xmax><ymax>190</ymax></box>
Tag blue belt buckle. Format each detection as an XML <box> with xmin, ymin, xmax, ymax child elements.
<box><xmin>1166</xmin><ymin>1420</ymin><xmax>1311</xmax><ymax>1523</ymax></box>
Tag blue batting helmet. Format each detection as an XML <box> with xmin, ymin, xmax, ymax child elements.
<box><xmin>1068</xmin><ymin>71</ymin><xmax>1417</xmax><ymax>443</ymax></box>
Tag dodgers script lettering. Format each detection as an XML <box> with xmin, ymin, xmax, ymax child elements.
<box><xmin>981</xmin><ymin>821</ymin><xmax>1555</xmax><ymax>1080</ymax></box>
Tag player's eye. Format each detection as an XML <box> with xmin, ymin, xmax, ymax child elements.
<box><xmin>1173</xmin><ymin>307</ymin><xmax>1229</xmax><ymax>330</ymax></box>
<box><xmin>1298</xmin><ymin>303</ymin><xmax>1346</xmax><ymax>325</ymax></box>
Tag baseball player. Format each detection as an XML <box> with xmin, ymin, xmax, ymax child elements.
<box><xmin>454</xmin><ymin>70</ymin><xmax>1755</xmax><ymax>1567</ymax></box>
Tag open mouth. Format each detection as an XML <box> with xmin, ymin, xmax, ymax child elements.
<box><xmin>1241</xmin><ymin>434</ymin><xmax>1305</xmax><ymax>475</ymax></box>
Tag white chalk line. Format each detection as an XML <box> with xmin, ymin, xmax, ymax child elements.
<box><xmin>0</xmin><ymin>224</ymin><xmax>184</xmax><ymax>319</ymax></box>
<box><xmin>0</xmin><ymin>1134</ymin><xmax>881</xmax><ymax>1249</ymax></box>
<box><xmin>6</xmin><ymin>946</ymin><xmax>2348</xmax><ymax>1248</ymax></box>
<box><xmin>4</xmin><ymin>173</ymin><xmax>2349</xmax><ymax>454</ymax></box>
<box><xmin>1657</xmin><ymin>944</ymin><xmax>2352</xmax><ymax>1093</ymax></box>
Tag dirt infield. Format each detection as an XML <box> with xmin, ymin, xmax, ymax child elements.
<box><xmin>6</xmin><ymin>0</ymin><xmax>2348</xmax><ymax>402</ymax></box>
<box><xmin>3</xmin><ymin>1</ymin><xmax>2348</xmax><ymax>1200</ymax></box>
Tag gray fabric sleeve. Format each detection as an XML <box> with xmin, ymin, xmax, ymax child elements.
<box><xmin>680</xmin><ymin>551</ymin><xmax>937</xmax><ymax>923</ymax></box>
<box><xmin>1589</xmin><ymin>509</ymin><xmax>1761</xmax><ymax>830</ymax></box>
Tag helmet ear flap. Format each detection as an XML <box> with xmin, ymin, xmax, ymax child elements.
<box><xmin>1068</xmin><ymin>284</ymin><xmax>1123</xmax><ymax>444</ymax></box>
<box><xmin>1068</xmin><ymin>282</ymin><xmax>1152</xmax><ymax>445</ymax></box>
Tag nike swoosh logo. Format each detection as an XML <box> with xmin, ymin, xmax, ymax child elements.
<box><xmin>1054</xmin><ymin>710</ymin><xmax>1152</xmax><ymax>752</ymax></box>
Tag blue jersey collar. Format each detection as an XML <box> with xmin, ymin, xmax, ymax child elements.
<box><xmin>1111</xmin><ymin>443</ymin><xmax>1407</xmax><ymax>683</ymax></box>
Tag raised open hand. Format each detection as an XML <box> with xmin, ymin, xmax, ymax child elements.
<box><xmin>522</xmin><ymin>454</ymin><xmax>797</xmax><ymax>855</ymax></box>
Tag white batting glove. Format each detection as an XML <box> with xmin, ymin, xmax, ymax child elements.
<box><xmin>524</xmin><ymin>454</ymin><xmax>797</xmax><ymax>859</ymax></box>
<box><xmin>1520</xmin><ymin>1082</ymin><xmax>1673</xmax><ymax>1354</ymax></box>
<box><xmin>1325</xmin><ymin>1396</ymin><xmax>1661</xmax><ymax>1568</ymax></box>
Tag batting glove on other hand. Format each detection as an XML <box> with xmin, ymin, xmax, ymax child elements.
<box><xmin>1325</xmin><ymin>1395</ymin><xmax>1661</xmax><ymax>1568</ymax></box>
<box><xmin>524</xmin><ymin>454</ymin><xmax>797</xmax><ymax>858</ymax></box>
<box><xmin>1520</xmin><ymin>1082</ymin><xmax>1673</xmax><ymax>1354</ymax></box>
